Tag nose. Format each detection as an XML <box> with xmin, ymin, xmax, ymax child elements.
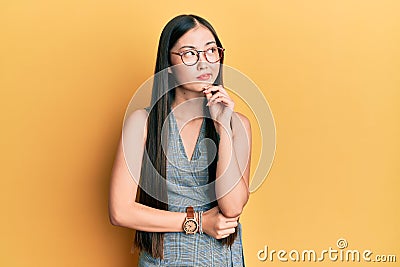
<box><xmin>199</xmin><ymin>51</ymin><xmax>208</xmax><ymax>62</ymax></box>
<box><xmin>197</xmin><ymin>51</ymin><xmax>208</xmax><ymax>69</ymax></box>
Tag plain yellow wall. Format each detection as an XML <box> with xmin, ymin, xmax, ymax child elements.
<box><xmin>1</xmin><ymin>0</ymin><xmax>399</xmax><ymax>266</ymax></box>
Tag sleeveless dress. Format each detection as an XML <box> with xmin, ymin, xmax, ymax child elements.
<box><xmin>138</xmin><ymin>110</ymin><xmax>245</xmax><ymax>267</ymax></box>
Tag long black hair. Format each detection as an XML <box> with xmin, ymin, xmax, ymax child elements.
<box><xmin>134</xmin><ymin>14</ymin><xmax>237</xmax><ymax>259</ymax></box>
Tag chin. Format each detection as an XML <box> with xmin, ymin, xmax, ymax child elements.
<box><xmin>180</xmin><ymin>82</ymin><xmax>209</xmax><ymax>93</ymax></box>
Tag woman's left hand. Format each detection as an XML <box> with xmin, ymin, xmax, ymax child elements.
<box><xmin>203</xmin><ymin>85</ymin><xmax>234</xmax><ymax>132</ymax></box>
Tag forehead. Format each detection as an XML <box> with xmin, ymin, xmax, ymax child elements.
<box><xmin>174</xmin><ymin>25</ymin><xmax>216</xmax><ymax>49</ymax></box>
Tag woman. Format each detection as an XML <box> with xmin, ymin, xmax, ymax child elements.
<box><xmin>109</xmin><ymin>14</ymin><xmax>252</xmax><ymax>266</ymax></box>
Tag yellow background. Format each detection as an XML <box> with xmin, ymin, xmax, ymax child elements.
<box><xmin>1</xmin><ymin>0</ymin><xmax>399</xmax><ymax>266</ymax></box>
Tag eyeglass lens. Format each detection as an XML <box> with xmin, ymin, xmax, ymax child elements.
<box><xmin>181</xmin><ymin>47</ymin><xmax>223</xmax><ymax>66</ymax></box>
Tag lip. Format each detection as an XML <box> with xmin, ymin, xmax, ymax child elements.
<box><xmin>196</xmin><ymin>73</ymin><xmax>212</xmax><ymax>81</ymax></box>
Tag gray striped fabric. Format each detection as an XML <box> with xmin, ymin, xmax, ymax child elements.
<box><xmin>138</xmin><ymin>110</ymin><xmax>245</xmax><ymax>267</ymax></box>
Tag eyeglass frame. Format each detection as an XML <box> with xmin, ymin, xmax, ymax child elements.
<box><xmin>170</xmin><ymin>47</ymin><xmax>225</xmax><ymax>66</ymax></box>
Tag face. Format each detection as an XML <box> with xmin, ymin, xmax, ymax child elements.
<box><xmin>169</xmin><ymin>25</ymin><xmax>221</xmax><ymax>92</ymax></box>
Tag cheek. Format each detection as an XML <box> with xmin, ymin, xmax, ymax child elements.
<box><xmin>212</xmin><ymin>63</ymin><xmax>220</xmax><ymax>75</ymax></box>
<box><xmin>170</xmin><ymin>62</ymin><xmax>221</xmax><ymax>85</ymax></box>
<box><xmin>170</xmin><ymin>54</ymin><xmax>180</xmax><ymax>66</ymax></box>
<box><xmin>172</xmin><ymin>65</ymin><xmax>194</xmax><ymax>84</ymax></box>
<box><xmin>210</xmin><ymin>64</ymin><xmax>220</xmax><ymax>82</ymax></box>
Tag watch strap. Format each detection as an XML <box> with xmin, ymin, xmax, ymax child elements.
<box><xmin>186</xmin><ymin>206</ymin><xmax>194</xmax><ymax>219</ymax></box>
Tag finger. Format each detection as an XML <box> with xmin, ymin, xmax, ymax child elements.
<box><xmin>212</xmin><ymin>97</ymin><xmax>232</xmax><ymax>106</ymax></box>
<box><xmin>202</xmin><ymin>84</ymin><xmax>214</xmax><ymax>94</ymax></box>
<box><xmin>208</xmin><ymin>92</ymin><xmax>226</xmax><ymax>103</ymax></box>
<box><xmin>203</xmin><ymin>85</ymin><xmax>218</xmax><ymax>93</ymax></box>
<box><xmin>216</xmin><ymin>220</ymin><xmax>237</xmax><ymax>231</ymax></box>
<box><xmin>220</xmin><ymin>234</ymin><xmax>230</xmax><ymax>239</ymax></box>
<box><xmin>202</xmin><ymin>84</ymin><xmax>213</xmax><ymax>90</ymax></box>
<box><xmin>203</xmin><ymin>85</ymin><xmax>228</xmax><ymax>97</ymax></box>
<box><xmin>203</xmin><ymin>89</ymin><xmax>213</xmax><ymax>101</ymax></box>
<box><xmin>207</xmin><ymin>96</ymin><xmax>225</xmax><ymax>107</ymax></box>
<box><xmin>218</xmin><ymin>218</ymin><xmax>239</xmax><ymax>228</ymax></box>
<box><xmin>218</xmin><ymin>227</ymin><xmax>235</xmax><ymax>234</ymax></box>
<box><xmin>208</xmin><ymin>98</ymin><xmax>225</xmax><ymax>107</ymax></box>
<box><xmin>207</xmin><ymin>94</ymin><xmax>222</xmax><ymax>105</ymax></box>
<box><xmin>221</xmin><ymin>214</ymin><xmax>240</xmax><ymax>222</ymax></box>
<box><xmin>222</xmin><ymin>221</ymin><xmax>238</xmax><ymax>229</ymax></box>
<box><xmin>218</xmin><ymin>227</ymin><xmax>236</xmax><ymax>237</ymax></box>
<box><xmin>216</xmin><ymin>85</ymin><xmax>229</xmax><ymax>96</ymax></box>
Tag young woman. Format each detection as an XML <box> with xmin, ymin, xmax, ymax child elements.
<box><xmin>109</xmin><ymin>14</ymin><xmax>252</xmax><ymax>266</ymax></box>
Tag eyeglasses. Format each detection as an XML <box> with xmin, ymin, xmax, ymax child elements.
<box><xmin>171</xmin><ymin>47</ymin><xmax>225</xmax><ymax>66</ymax></box>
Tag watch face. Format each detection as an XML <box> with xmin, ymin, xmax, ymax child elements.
<box><xmin>184</xmin><ymin>219</ymin><xmax>198</xmax><ymax>233</ymax></box>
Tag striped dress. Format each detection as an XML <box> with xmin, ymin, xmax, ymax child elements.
<box><xmin>138</xmin><ymin>110</ymin><xmax>245</xmax><ymax>267</ymax></box>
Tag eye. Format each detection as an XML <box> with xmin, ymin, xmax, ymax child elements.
<box><xmin>206</xmin><ymin>47</ymin><xmax>218</xmax><ymax>54</ymax></box>
<box><xmin>182</xmin><ymin>50</ymin><xmax>197</xmax><ymax>57</ymax></box>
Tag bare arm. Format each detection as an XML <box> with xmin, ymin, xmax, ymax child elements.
<box><xmin>108</xmin><ymin>109</ymin><xmax>238</xmax><ymax>238</ymax></box>
<box><xmin>108</xmin><ymin>109</ymin><xmax>186</xmax><ymax>232</ymax></box>
<box><xmin>215</xmin><ymin>112</ymin><xmax>252</xmax><ymax>218</ymax></box>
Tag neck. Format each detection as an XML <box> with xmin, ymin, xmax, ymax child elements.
<box><xmin>171</xmin><ymin>86</ymin><xmax>206</xmax><ymax>121</ymax></box>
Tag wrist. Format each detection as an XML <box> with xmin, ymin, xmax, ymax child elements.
<box><xmin>214</xmin><ymin>120</ymin><xmax>232</xmax><ymax>136</ymax></box>
<box><xmin>201</xmin><ymin>209</ymin><xmax>214</xmax><ymax>237</ymax></box>
<box><xmin>182</xmin><ymin>206</ymin><xmax>199</xmax><ymax>234</ymax></box>
<box><xmin>198</xmin><ymin>211</ymin><xmax>204</xmax><ymax>234</ymax></box>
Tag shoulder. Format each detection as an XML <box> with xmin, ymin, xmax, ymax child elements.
<box><xmin>125</xmin><ymin>109</ymin><xmax>148</xmax><ymax>124</ymax></box>
<box><xmin>231</xmin><ymin>112</ymin><xmax>251</xmax><ymax>135</ymax></box>
<box><xmin>124</xmin><ymin>109</ymin><xmax>149</xmax><ymax>141</ymax></box>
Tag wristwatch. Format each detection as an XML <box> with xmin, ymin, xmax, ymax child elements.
<box><xmin>183</xmin><ymin>206</ymin><xmax>198</xmax><ymax>234</ymax></box>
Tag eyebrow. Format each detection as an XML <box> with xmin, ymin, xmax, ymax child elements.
<box><xmin>178</xmin><ymin>41</ymin><xmax>216</xmax><ymax>50</ymax></box>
